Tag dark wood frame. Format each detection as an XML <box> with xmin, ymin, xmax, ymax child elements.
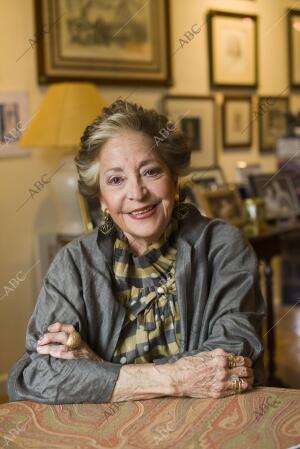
<box><xmin>162</xmin><ymin>95</ymin><xmax>217</xmax><ymax>166</ymax></box>
<box><xmin>207</xmin><ymin>10</ymin><xmax>258</xmax><ymax>89</ymax></box>
<box><xmin>222</xmin><ymin>96</ymin><xmax>253</xmax><ymax>148</ymax></box>
<box><xmin>258</xmin><ymin>96</ymin><xmax>289</xmax><ymax>153</ymax></box>
<box><xmin>288</xmin><ymin>10</ymin><xmax>300</xmax><ymax>89</ymax></box>
<box><xmin>34</xmin><ymin>0</ymin><xmax>172</xmax><ymax>86</ymax></box>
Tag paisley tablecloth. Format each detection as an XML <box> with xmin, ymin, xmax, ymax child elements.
<box><xmin>0</xmin><ymin>387</ymin><xmax>300</xmax><ymax>449</ymax></box>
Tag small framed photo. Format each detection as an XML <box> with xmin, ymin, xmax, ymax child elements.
<box><xmin>198</xmin><ymin>185</ymin><xmax>246</xmax><ymax>226</ymax></box>
<box><xmin>288</xmin><ymin>10</ymin><xmax>300</xmax><ymax>89</ymax></box>
<box><xmin>258</xmin><ymin>97</ymin><xmax>289</xmax><ymax>153</ymax></box>
<box><xmin>0</xmin><ymin>91</ymin><xmax>31</xmax><ymax>159</ymax></box>
<box><xmin>183</xmin><ymin>166</ymin><xmax>226</xmax><ymax>190</ymax></box>
<box><xmin>235</xmin><ymin>161</ymin><xmax>262</xmax><ymax>185</ymax></box>
<box><xmin>34</xmin><ymin>0</ymin><xmax>171</xmax><ymax>86</ymax></box>
<box><xmin>207</xmin><ymin>10</ymin><xmax>258</xmax><ymax>88</ymax></box>
<box><xmin>163</xmin><ymin>95</ymin><xmax>216</xmax><ymax>166</ymax></box>
<box><xmin>78</xmin><ymin>194</ymin><xmax>104</xmax><ymax>233</ymax></box>
<box><xmin>249</xmin><ymin>172</ymin><xmax>300</xmax><ymax>220</ymax></box>
<box><xmin>222</xmin><ymin>96</ymin><xmax>252</xmax><ymax>148</ymax></box>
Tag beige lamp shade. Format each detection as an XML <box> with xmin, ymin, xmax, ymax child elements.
<box><xmin>18</xmin><ymin>82</ymin><xmax>106</xmax><ymax>148</ymax></box>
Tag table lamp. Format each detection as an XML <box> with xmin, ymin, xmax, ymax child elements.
<box><xmin>18</xmin><ymin>82</ymin><xmax>107</xmax><ymax>235</ymax></box>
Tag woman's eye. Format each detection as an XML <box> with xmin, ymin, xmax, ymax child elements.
<box><xmin>144</xmin><ymin>167</ymin><xmax>161</xmax><ymax>176</ymax></box>
<box><xmin>108</xmin><ymin>176</ymin><xmax>123</xmax><ymax>185</ymax></box>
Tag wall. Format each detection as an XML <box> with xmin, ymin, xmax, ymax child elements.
<box><xmin>0</xmin><ymin>0</ymin><xmax>299</xmax><ymax>396</ymax></box>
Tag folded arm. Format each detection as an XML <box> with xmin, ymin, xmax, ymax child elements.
<box><xmin>7</xmin><ymin>247</ymin><xmax>122</xmax><ymax>404</ymax></box>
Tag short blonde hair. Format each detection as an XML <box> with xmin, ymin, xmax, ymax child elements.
<box><xmin>74</xmin><ymin>99</ymin><xmax>191</xmax><ymax>198</ymax></box>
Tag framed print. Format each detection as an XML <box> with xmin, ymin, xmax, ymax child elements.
<box><xmin>78</xmin><ymin>193</ymin><xmax>104</xmax><ymax>232</ymax></box>
<box><xmin>222</xmin><ymin>96</ymin><xmax>252</xmax><ymax>148</ymax></box>
<box><xmin>258</xmin><ymin>97</ymin><xmax>289</xmax><ymax>153</ymax></box>
<box><xmin>249</xmin><ymin>172</ymin><xmax>300</xmax><ymax>220</ymax></box>
<box><xmin>0</xmin><ymin>91</ymin><xmax>31</xmax><ymax>159</ymax></box>
<box><xmin>207</xmin><ymin>10</ymin><xmax>258</xmax><ymax>88</ymax></box>
<box><xmin>235</xmin><ymin>161</ymin><xmax>261</xmax><ymax>185</ymax></box>
<box><xmin>34</xmin><ymin>0</ymin><xmax>171</xmax><ymax>86</ymax></box>
<box><xmin>288</xmin><ymin>10</ymin><xmax>300</xmax><ymax>89</ymax></box>
<box><xmin>198</xmin><ymin>185</ymin><xmax>246</xmax><ymax>227</ymax></box>
<box><xmin>181</xmin><ymin>166</ymin><xmax>226</xmax><ymax>190</ymax></box>
<box><xmin>163</xmin><ymin>95</ymin><xmax>216</xmax><ymax>167</ymax></box>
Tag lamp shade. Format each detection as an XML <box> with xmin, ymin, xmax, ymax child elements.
<box><xmin>18</xmin><ymin>82</ymin><xmax>106</xmax><ymax>148</ymax></box>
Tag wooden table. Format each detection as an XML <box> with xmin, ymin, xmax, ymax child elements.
<box><xmin>247</xmin><ymin>222</ymin><xmax>300</xmax><ymax>387</ymax></box>
<box><xmin>0</xmin><ymin>387</ymin><xmax>300</xmax><ymax>449</ymax></box>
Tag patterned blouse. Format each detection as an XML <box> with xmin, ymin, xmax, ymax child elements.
<box><xmin>111</xmin><ymin>217</ymin><xmax>181</xmax><ymax>365</ymax></box>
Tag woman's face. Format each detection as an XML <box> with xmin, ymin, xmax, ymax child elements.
<box><xmin>98</xmin><ymin>129</ymin><xmax>177</xmax><ymax>249</ymax></box>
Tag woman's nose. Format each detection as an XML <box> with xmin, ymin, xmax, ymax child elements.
<box><xmin>127</xmin><ymin>178</ymin><xmax>147</xmax><ymax>201</ymax></box>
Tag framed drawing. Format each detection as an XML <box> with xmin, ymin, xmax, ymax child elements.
<box><xmin>258</xmin><ymin>96</ymin><xmax>289</xmax><ymax>153</ymax></box>
<box><xmin>0</xmin><ymin>91</ymin><xmax>31</xmax><ymax>159</ymax></box>
<box><xmin>249</xmin><ymin>172</ymin><xmax>300</xmax><ymax>221</ymax></box>
<box><xmin>198</xmin><ymin>185</ymin><xmax>246</xmax><ymax>227</ymax></box>
<box><xmin>288</xmin><ymin>10</ymin><xmax>300</xmax><ymax>89</ymax></box>
<box><xmin>222</xmin><ymin>96</ymin><xmax>252</xmax><ymax>148</ymax></box>
<box><xmin>34</xmin><ymin>0</ymin><xmax>171</xmax><ymax>86</ymax></box>
<box><xmin>162</xmin><ymin>95</ymin><xmax>216</xmax><ymax>166</ymax></box>
<box><xmin>207</xmin><ymin>10</ymin><xmax>258</xmax><ymax>88</ymax></box>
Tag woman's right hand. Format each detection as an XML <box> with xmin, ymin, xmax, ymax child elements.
<box><xmin>172</xmin><ymin>348</ymin><xmax>254</xmax><ymax>399</ymax></box>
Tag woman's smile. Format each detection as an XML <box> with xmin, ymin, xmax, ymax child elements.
<box><xmin>98</xmin><ymin>130</ymin><xmax>177</xmax><ymax>255</ymax></box>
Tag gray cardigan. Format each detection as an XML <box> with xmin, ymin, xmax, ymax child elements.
<box><xmin>7</xmin><ymin>205</ymin><xmax>266</xmax><ymax>404</ymax></box>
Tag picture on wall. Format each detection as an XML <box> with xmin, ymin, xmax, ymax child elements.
<box><xmin>222</xmin><ymin>96</ymin><xmax>252</xmax><ymax>148</ymax></box>
<box><xmin>0</xmin><ymin>91</ymin><xmax>30</xmax><ymax>159</ymax></box>
<box><xmin>258</xmin><ymin>96</ymin><xmax>289</xmax><ymax>153</ymax></box>
<box><xmin>34</xmin><ymin>0</ymin><xmax>171</xmax><ymax>86</ymax></box>
<box><xmin>288</xmin><ymin>10</ymin><xmax>300</xmax><ymax>89</ymax></box>
<box><xmin>249</xmin><ymin>172</ymin><xmax>300</xmax><ymax>220</ymax></box>
<box><xmin>162</xmin><ymin>95</ymin><xmax>216</xmax><ymax>167</ymax></box>
<box><xmin>207</xmin><ymin>11</ymin><xmax>258</xmax><ymax>88</ymax></box>
<box><xmin>198</xmin><ymin>185</ymin><xmax>246</xmax><ymax>227</ymax></box>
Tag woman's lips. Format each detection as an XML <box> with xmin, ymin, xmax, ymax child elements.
<box><xmin>127</xmin><ymin>204</ymin><xmax>158</xmax><ymax>220</ymax></box>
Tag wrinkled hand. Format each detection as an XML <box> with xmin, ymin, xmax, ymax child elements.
<box><xmin>172</xmin><ymin>348</ymin><xmax>253</xmax><ymax>399</ymax></box>
<box><xmin>36</xmin><ymin>322</ymin><xmax>104</xmax><ymax>362</ymax></box>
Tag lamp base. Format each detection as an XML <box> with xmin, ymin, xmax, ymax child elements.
<box><xmin>50</xmin><ymin>156</ymin><xmax>85</xmax><ymax>236</ymax></box>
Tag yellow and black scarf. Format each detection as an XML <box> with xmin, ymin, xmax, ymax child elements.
<box><xmin>111</xmin><ymin>218</ymin><xmax>181</xmax><ymax>364</ymax></box>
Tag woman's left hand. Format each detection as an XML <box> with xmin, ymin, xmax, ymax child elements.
<box><xmin>36</xmin><ymin>322</ymin><xmax>104</xmax><ymax>362</ymax></box>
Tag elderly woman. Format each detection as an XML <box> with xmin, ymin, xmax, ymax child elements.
<box><xmin>8</xmin><ymin>100</ymin><xmax>265</xmax><ymax>404</ymax></box>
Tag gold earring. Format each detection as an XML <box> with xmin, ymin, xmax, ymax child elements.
<box><xmin>172</xmin><ymin>189</ymin><xmax>191</xmax><ymax>220</ymax></box>
<box><xmin>99</xmin><ymin>208</ymin><xmax>115</xmax><ymax>235</ymax></box>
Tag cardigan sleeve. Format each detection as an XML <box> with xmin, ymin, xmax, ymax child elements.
<box><xmin>7</xmin><ymin>245</ymin><xmax>122</xmax><ymax>404</ymax></box>
<box><xmin>154</xmin><ymin>221</ymin><xmax>266</xmax><ymax>386</ymax></box>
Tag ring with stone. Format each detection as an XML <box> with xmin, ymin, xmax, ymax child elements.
<box><xmin>66</xmin><ymin>330</ymin><xmax>82</xmax><ymax>350</ymax></box>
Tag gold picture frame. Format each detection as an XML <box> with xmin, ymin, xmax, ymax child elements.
<box><xmin>34</xmin><ymin>0</ymin><xmax>171</xmax><ymax>86</ymax></box>
<box><xmin>198</xmin><ymin>185</ymin><xmax>246</xmax><ymax>227</ymax></box>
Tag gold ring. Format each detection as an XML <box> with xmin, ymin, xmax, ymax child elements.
<box><xmin>230</xmin><ymin>375</ymin><xmax>243</xmax><ymax>394</ymax></box>
<box><xmin>66</xmin><ymin>330</ymin><xmax>82</xmax><ymax>350</ymax></box>
<box><xmin>227</xmin><ymin>355</ymin><xmax>237</xmax><ymax>369</ymax></box>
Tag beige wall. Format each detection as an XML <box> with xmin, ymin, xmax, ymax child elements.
<box><xmin>0</xmin><ymin>0</ymin><xmax>299</xmax><ymax>396</ymax></box>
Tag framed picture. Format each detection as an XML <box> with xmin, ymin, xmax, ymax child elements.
<box><xmin>249</xmin><ymin>172</ymin><xmax>300</xmax><ymax>220</ymax></box>
<box><xmin>235</xmin><ymin>161</ymin><xmax>261</xmax><ymax>185</ymax></box>
<box><xmin>222</xmin><ymin>96</ymin><xmax>252</xmax><ymax>148</ymax></box>
<box><xmin>34</xmin><ymin>0</ymin><xmax>171</xmax><ymax>86</ymax></box>
<box><xmin>207</xmin><ymin>10</ymin><xmax>258</xmax><ymax>88</ymax></box>
<box><xmin>162</xmin><ymin>95</ymin><xmax>216</xmax><ymax>166</ymax></box>
<box><xmin>198</xmin><ymin>185</ymin><xmax>246</xmax><ymax>227</ymax></box>
<box><xmin>78</xmin><ymin>193</ymin><xmax>104</xmax><ymax>232</ymax></box>
<box><xmin>0</xmin><ymin>91</ymin><xmax>31</xmax><ymax>159</ymax></box>
<box><xmin>288</xmin><ymin>10</ymin><xmax>300</xmax><ymax>89</ymax></box>
<box><xmin>258</xmin><ymin>97</ymin><xmax>289</xmax><ymax>153</ymax></box>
